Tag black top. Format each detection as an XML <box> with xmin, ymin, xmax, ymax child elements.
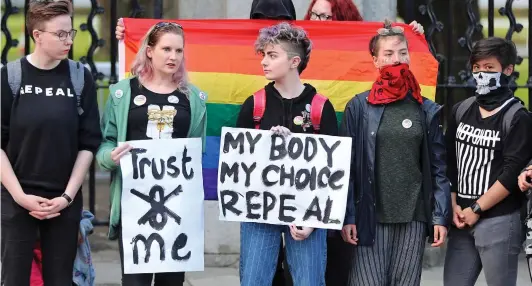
<box><xmin>250</xmin><ymin>0</ymin><xmax>296</xmax><ymax>19</ymax></box>
<box><xmin>1</xmin><ymin>57</ymin><xmax>102</xmax><ymax>193</ymax></box>
<box><xmin>126</xmin><ymin>77</ymin><xmax>191</xmax><ymax>141</ymax></box>
<box><xmin>375</xmin><ymin>98</ymin><xmax>425</xmax><ymax>223</ymax></box>
<box><xmin>446</xmin><ymin>98</ymin><xmax>532</xmax><ymax>218</ymax></box>
<box><xmin>236</xmin><ymin>82</ymin><xmax>338</xmax><ymax>136</ymax></box>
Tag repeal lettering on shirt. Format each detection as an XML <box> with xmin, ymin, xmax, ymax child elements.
<box><xmin>20</xmin><ymin>84</ymin><xmax>75</xmax><ymax>97</ymax></box>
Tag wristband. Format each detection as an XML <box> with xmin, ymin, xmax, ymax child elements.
<box><xmin>61</xmin><ymin>193</ymin><xmax>73</xmax><ymax>206</ymax></box>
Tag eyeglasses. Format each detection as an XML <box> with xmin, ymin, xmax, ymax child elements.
<box><xmin>376</xmin><ymin>26</ymin><xmax>405</xmax><ymax>36</ymax></box>
<box><xmin>310</xmin><ymin>12</ymin><xmax>332</xmax><ymax>21</ymax></box>
<box><xmin>38</xmin><ymin>29</ymin><xmax>77</xmax><ymax>41</ymax></box>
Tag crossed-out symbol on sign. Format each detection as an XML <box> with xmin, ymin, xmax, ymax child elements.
<box><xmin>130</xmin><ymin>185</ymin><xmax>182</xmax><ymax>231</ymax></box>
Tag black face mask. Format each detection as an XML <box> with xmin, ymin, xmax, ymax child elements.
<box><xmin>472</xmin><ymin>71</ymin><xmax>513</xmax><ymax>111</ymax></box>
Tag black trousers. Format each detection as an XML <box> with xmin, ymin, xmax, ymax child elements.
<box><xmin>326</xmin><ymin>234</ymin><xmax>353</xmax><ymax>286</ymax></box>
<box><xmin>0</xmin><ymin>189</ymin><xmax>82</xmax><ymax>286</ymax></box>
<box><xmin>118</xmin><ymin>226</ymin><xmax>185</xmax><ymax>286</ymax></box>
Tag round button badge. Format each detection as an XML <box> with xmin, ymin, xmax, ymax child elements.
<box><xmin>402</xmin><ymin>119</ymin><xmax>412</xmax><ymax>129</ymax></box>
<box><xmin>133</xmin><ymin>95</ymin><xmax>147</xmax><ymax>106</ymax></box>
<box><xmin>168</xmin><ymin>95</ymin><xmax>179</xmax><ymax>104</ymax></box>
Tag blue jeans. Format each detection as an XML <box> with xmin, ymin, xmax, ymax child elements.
<box><xmin>239</xmin><ymin>222</ymin><xmax>327</xmax><ymax>286</ymax></box>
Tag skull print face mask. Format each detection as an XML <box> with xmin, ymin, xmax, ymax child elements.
<box><xmin>472</xmin><ymin>71</ymin><xmax>513</xmax><ymax>111</ymax></box>
<box><xmin>472</xmin><ymin>71</ymin><xmax>502</xmax><ymax>95</ymax></box>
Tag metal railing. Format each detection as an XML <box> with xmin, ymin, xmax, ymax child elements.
<box><xmin>1</xmin><ymin>0</ymin><xmax>531</xmax><ymax>226</ymax></box>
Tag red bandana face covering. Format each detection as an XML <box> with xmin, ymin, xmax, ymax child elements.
<box><xmin>368</xmin><ymin>63</ymin><xmax>423</xmax><ymax>105</ymax></box>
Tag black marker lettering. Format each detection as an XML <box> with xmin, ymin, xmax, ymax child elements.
<box><xmin>241</xmin><ymin>162</ymin><xmax>256</xmax><ymax>187</ymax></box>
<box><xmin>329</xmin><ymin>170</ymin><xmax>345</xmax><ymax>190</ymax></box>
<box><xmin>295</xmin><ymin>168</ymin><xmax>311</xmax><ymax>190</ymax></box>
<box><xmin>279</xmin><ymin>165</ymin><xmax>295</xmax><ymax>187</ymax></box>
<box><xmin>304</xmin><ymin>137</ymin><xmax>318</xmax><ymax>162</ymax></box>
<box><xmin>245</xmin><ymin>132</ymin><xmax>262</xmax><ymax>154</ymax></box>
<box><xmin>220</xmin><ymin>162</ymin><xmax>239</xmax><ymax>184</ymax></box>
<box><xmin>270</xmin><ymin>135</ymin><xmax>287</xmax><ymax>160</ymax></box>
<box><xmin>131</xmin><ymin>148</ymin><xmax>147</xmax><ymax>180</ymax></box>
<box><xmin>182</xmin><ymin>146</ymin><xmax>194</xmax><ymax>179</ymax></box>
<box><xmin>287</xmin><ymin>137</ymin><xmax>303</xmax><ymax>160</ymax></box>
<box><xmin>166</xmin><ymin>156</ymin><xmax>180</xmax><ymax>178</ymax></box>
<box><xmin>171</xmin><ymin>233</ymin><xmax>191</xmax><ymax>261</ymax></box>
<box><xmin>132</xmin><ymin>185</ymin><xmax>183</xmax><ymax>230</ymax></box>
<box><xmin>245</xmin><ymin>191</ymin><xmax>261</xmax><ymax>219</ymax></box>
<box><xmin>262</xmin><ymin>165</ymin><xmax>279</xmax><ymax>187</ymax></box>
<box><xmin>318</xmin><ymin>167</ymin><xmax>331</xmax><ymax>188</ymax></box>
<box><xmin>319</xmin><ymin>139</ymin><xmax>341</xmax><ymax>167</ymax></box>
<box><xmin>279</xmin><ymin>194</ymin><xmax>296</xmax><ymax>223</ymax></box>
<box><xmin>303</xmin><ymin>196</ymin><xmax>322</xmax><ymax>222</ymax></box>
<box><xmin>152</xmin><ymin>158</ymin><xmax>165</xmax><ymax>180</ymax></box>
<box><xmin>263</xmin><ymin>192</ymin><xmax>277</xmax><ymax>220</ymax></box>
<box><xmin>223</xmin><ymin>132</ymin><xmax>245</xmax><ymax>154</ymax></box>
<box><xmin>131</xmin><ymin>233</ymin><xmax>165</xmax><ymax>264</ymax></box>
<box><xmin>220</xmin><ymin>190</ymin><xmax>242</xmax><ymax>217</ymax></box>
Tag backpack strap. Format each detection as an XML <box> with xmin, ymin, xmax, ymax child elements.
<box><xmin>6</xmin><ymin>59</ymin><xmax>22</xmax><ymax>97</ymax></box>
<box><xmin>253</xmin><ymin>88</ymin><xmax>266</xmax><ymax>129</ymax></box>
<box><xmin>455</xmin><ymin>96</ymin><xmax>476</xmax><ymax>126</ymax></box>
<box><xmin>68</xmin><ymin>59</ymin><xmax>85</xmax><ymax>115</ymax></box>
<box><xmin>310</xmin><ymin>93</ymin><xmax>328</xmax><ymax>134</ymax></box>
<box><xmin>502</xmin><ymin>100</ymin><xmax>525</xmax><ymax>138</ymax></box>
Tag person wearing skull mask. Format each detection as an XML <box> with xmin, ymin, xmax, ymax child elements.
<box><xmin>443</xmin><ymin>37</ymin><xmax>532</xmax><ymax>286</ymax></box>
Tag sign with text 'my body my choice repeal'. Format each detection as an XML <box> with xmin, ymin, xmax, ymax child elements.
<box><xmin>217</xmin><ymin>127</ymin><xmax>352</xmax><ymax>230</ymax></box>
<box><xmin>120</xmin><ymin>138</ymin><xmax>204</xmax><ymax>274</ymax></box>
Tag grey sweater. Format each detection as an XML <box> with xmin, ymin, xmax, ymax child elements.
<box><xmin>375</xmin><ymin>98</ymin><xmax>426</xmax><ymax>223</ymax></box>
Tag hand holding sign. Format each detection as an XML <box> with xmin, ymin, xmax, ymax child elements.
<box><xmin>289</xmin><ymin>225</ymin><xmax>314</xmax><ymax>241</ymax></box>
<box><xmin>111</xmin><ymin>143</ymin><xmax>133</xmax><ymax>165</ymax></box>
<box><xmin>271</xmin><ymin>125</ymin><xmax>291</xmax><ymax>136</ymax></box>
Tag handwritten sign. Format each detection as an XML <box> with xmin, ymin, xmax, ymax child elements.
<box><xmin>120</xmin><ymin>138</ymin><xmax>204</xmax><ymax>274</ymax></box>
<box><xmin>217</xmin><ymin>127</ymin><xmax>352</xmax><ymax>230</ymax></box>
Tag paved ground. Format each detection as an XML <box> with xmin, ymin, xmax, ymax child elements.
<box><xmin>91</xmin><ymin>234</ymin><xmax>531</xmax><ymax>286</ymax></box>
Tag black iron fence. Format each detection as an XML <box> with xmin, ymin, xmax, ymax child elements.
<box><xmin>1</xmin><ymin>0</ymin><xmax>531</xmax><ymax>226</ymax></box>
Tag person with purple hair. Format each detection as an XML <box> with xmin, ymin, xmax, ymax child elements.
<box><xmin>234</xmin><ymin>22</ymin><xmax>338</xmax><ymax>286</ymax></box>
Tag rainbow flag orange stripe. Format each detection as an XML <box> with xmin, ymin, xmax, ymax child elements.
<box><xmin>120</xmin><ymin>18</ymin><xmax>439</xmax><ymax>200</ymax></box>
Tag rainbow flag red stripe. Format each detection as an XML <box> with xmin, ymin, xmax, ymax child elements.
<box><xmin>120</xmin><ymin>18</ymin><xmax>439</xmax><ymax>200</ymax></box>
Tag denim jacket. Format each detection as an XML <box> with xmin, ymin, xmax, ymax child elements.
<box><xmin>340</xmin><ymin>91</ymin><xmax>451</xmax><ymax>246</ymax></box>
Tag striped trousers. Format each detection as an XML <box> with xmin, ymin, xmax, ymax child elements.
<box><xmin>348</xmin><ymin>221</ymin><xmax>426</xmax><ymax>286</ymax></box>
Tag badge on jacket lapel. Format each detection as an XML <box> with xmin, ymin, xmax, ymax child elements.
<box><xmin>115</xmin><ymin>89</ymin><xmax>123</xmax><ymax>98</ymax></box>
<box><xmin>199</xmin><ymin>92</ymin><xmax>206</xmax><ymax>101</ymax></box>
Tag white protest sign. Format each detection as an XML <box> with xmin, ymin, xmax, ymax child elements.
<box><xmin>120</xmin><ymin>138</ymin><xmax>204</xmax><ymax>274</ymax></box>
<box><xmin>217</xmin><ymin>127</ymin><xmax>352</xmax><ymax>230</ymax></box>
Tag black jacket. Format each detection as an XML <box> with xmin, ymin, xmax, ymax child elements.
<box><xmin>250</xmin><ymin>0</ymin><xmax>296</xmax><ymax>20</ymax></box>
<box><xmin>236</xmin><ymin>82</ymin><xmax>338</xmax><ymax>137</ymax></box>
<box><xmin>340</xmin><ymin>91</ymin><xmax>451</xmax><ymax>246</ymax></box>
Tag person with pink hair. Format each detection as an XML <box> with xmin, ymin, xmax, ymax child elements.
<box><xmin>96</xmin><ymin>22</ymin><xmax>207</xmax><ymax>286</ymax></box>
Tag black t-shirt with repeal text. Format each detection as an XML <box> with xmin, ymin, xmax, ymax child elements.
<box><xmin>126</xmin><ymin>77</ymin><xmax>191</xmax><ymax>141</ymax></box>
<box><xmin>0</xmin><ymin>57</ymin><xmax>102</xmax><ymax>193</ymax></box>
<box><xmin>446</xmin><ymin>98</ymin><xmax>532</xmax><ymax>218</ymax></box>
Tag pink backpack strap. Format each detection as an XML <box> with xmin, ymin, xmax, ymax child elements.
<box><xmin>310</xmin><ymin>93</ymin><xmax>328</xmax><ymax>134</ymax></box>
<box><xmin>252</xmin><ymin>89</ymin><xmax>267</xmax><ymax>129</ymax></box>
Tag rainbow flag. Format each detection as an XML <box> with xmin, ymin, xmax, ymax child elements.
<box><xmin>119</xmin><ymin>18</ymin><xmax>439</xmax><ymax>200</ymax></box>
